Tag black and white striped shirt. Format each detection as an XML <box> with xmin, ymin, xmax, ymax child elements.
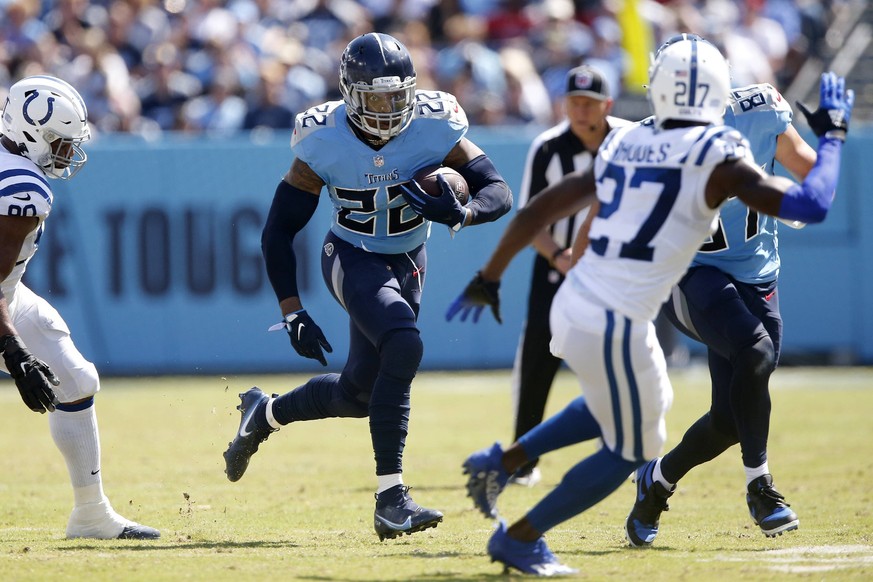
<box><xmin>517</xmin><ymin>116</ymin><xmax>631</xmax><ymax>250</ymax></box>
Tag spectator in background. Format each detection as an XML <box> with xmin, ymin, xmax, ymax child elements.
<box><xmin>139</xmin><ymin>43</ymin><xmax>202</xmax><ymax>132</ymax></box>
<box><xmin>243</xmin><ymin>61</ymin><xmax>294</xmax><ymax>131</ymax></box>
<box><xmin>0</xmin><ymin>0</ymin><xmax>842</xmax><ymax>136</ymax></box>
<box><xmin>2</xmin><ymin>0</ymin><xmax>49</xmax><ymax>65</ymax></box>
<box><xmin>435</xmin><ymin>13</ymin><xmax>507</xmax><ymax>125</ymax></box>
<box><xmin>486</xmin><ymin>0</ymin><xmax>537</xmax><ymax>46</ymax></box>
<box><xmin>180</xmin><ymin>67</ymin><xmax>247</xmax><ymax>134</ymax></box>
<box><xmin>500</xmin><ymin>46</ymin><xmax>553</xmax><ymax>126</ymax></box>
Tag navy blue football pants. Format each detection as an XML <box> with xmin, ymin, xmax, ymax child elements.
<box><xmin>271</xmin><ymin>232</ymin><xmax>426</xmax><ymax>476</ymax></box>
<box><xmin>660</xmin><ymin>265</ymin><xmax>782</xmax><ymax>478</ymax></box>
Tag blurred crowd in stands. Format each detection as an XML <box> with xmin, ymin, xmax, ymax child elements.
<box><xmin>0</xmin><ymin>0</ymin><xmax>849</xmax><ymax>137</ymax></box>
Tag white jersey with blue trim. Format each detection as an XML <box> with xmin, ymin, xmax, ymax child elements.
<box><xmin>291</xmin><ymin>90</ymin><xmax>468</xmax><ymax>254</ymax></box>
<box><xmin>568</xmin><ymin>121</ymin><xmax>755</xmax><ymax>322</ymax></box>
<box><xmin>692</xmin><ymin>83</ymin><xmax>793</xmax><ymax>282</ymax></box>
<box><xmin>0</xmin><ymin>151</ymin><xmax>53</xmax><ymax>299</ymax></box>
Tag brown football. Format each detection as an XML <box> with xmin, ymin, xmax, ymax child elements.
<box><xmin>412</xmin><ymin>165</ymin><xmax>470</xmax><ymax>204</ymax></box>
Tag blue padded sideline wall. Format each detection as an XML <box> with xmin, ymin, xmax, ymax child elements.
<box><xmin>21</xmin><ymin>127</ymin><xmax>872</xmax><ymax>375</ymax></box>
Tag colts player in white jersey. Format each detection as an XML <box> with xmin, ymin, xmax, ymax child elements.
<box><xmin>0</xmin><ymin>76</ymin><xmax>159</xmax><ymax>539</ymax></box>
<box><xmin>222</xmin><ymin>33</ymin><xmax>512</xmax><ymax>540</ymax></box>
<box><xmin>447</xmin><ymin>36</ymin><xmax>852</xmax><ymax>575</ymax></box>
<box><xmin>625</xmin><ymin>50</ymin><xmax>820</xmax><ymax>547</ymax></box>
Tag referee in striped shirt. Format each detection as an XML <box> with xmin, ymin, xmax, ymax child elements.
<box><xmin>509</xmin><ymin>65</ymin><xmax>631</xmax><ymax>486</ymax></box>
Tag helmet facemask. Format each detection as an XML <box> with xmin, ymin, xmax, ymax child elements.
<box><xmin>33</xmin><ymin>128</ymin><xmax>90</xmax><ymax>180</ymax></box>
<box><xmin>339</xmin><ymin>33</ymin><xmax>417</xmax><ymax>143</ymax></box>
<box><xmin>342</xmin><ymin>75</ymin><xmax>416</xmax><ymax>142</ymax></box>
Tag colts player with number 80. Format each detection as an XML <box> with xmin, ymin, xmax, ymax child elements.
<box><xmin>0</xmin><ymin>76</ymin><xmax>159</xmax><ymax>539</ymax></box>
<box><xmin>222</xmin><ymin>32</ymin><xmax>512</xmax><ymax>540</ymax></box>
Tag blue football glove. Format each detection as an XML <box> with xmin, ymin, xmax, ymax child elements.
<box><xmin>796</xmin><ymin>71</ymin><xmax>854</xmax><ymax>141</ymax></box>
<box><xmin>282</xmin><ymin>310</ymin><xmax>332</xmax><ymax>366</ymax></box>
<box><xmin>446</xmin><ymin>272</ymin><xmax>502</xmax><ymax>324</ymax></box>
<box><xmin>401</xmin><ymin>174</ymin><xmax>469</xmax><ymax>231</ymax></box>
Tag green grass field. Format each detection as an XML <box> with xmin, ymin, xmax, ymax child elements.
<box><xmin>0</xmin><ymin>367</ymin><xmax>871</xmax><ymax>581</ymax></box>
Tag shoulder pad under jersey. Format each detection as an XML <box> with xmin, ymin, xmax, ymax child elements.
<box><xmin>291</xmin><ymin>100</ymin><xmax>344</xmax><ymax>149</ymax></box>
<box><xmin>726</xmin><ymin>83</ymin><xmax>792</xmax><ymax>135</ymax></box>
<box><xmin>693</xmin><ymin>125</ymin><xmax>753</xmax><ymax>166</ymax></box>
<box><xmin>0</xmin><ymin>155</ymin><xmax>53</xmax><ymax>219</ymax></box>
<box><xmin>412</xmin><ymin>90</ymin><xmax>469</xmax><ymax>129</ymax></box>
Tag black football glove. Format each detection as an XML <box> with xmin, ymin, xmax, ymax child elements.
<box><xmin>401</xmin><ymin>175</ymin><xmax>468</xmax><ymax>231</ymax></box>
<box><xmin>1</xmin><ymin>334</ymin><xmax>59</xmax><ymax>414</ymax></box>
<box><xmin>796</xmin><ymin>71</ymin><xmax>854</xmax><ymax>141</ymax></box>
<box><xmin>283</xmin><ymin>310</ymin><xmax>332</xmax><ymax>366</ymax></box>
<box><xmin>446</xmin><ymin>272</ymin><xmax>502</xmax><ymax>324</ymax></box>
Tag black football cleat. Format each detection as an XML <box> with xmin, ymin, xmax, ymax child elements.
<box><xmin>625</xmin><ymin>459</ymin><xmax>674</xmax><ymax>547</ymax></box>
<box><xmin>373</xmin><ymin>485</ymin><xmax>443</xmax><ymax>541</ymax></box>
<box><xmin>223</xmin><ymin>387</ymin><xmax>277</xmax><ymax>482</ymax></box>
<box><xmin>747</xmin><ymin>474</ymin><xmax>799</xmax><ymax>537</ymax></box>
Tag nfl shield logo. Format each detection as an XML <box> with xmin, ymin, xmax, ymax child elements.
<box><xmin>575</xmin><ymin>71</ymin><xmax>594</xmax><ymax>88</ymax></box>
<box><xmin>374</xmin><ymin>155</ymin><xmax>384</xmax><ymax>167</ymax></box>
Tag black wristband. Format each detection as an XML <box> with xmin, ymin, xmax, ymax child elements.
<box><xmin>550</xmin><ymin>248</ymin><xmax>564</xmax><ymax>264</ymax></box>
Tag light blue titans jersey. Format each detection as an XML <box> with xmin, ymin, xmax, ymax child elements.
<box><xmin>692</xmin><ymin>83</ymin><xmax>793</xmax><ymax>283</ymax></box>
<box><xmin>291</xmin><ymin>91</ymin><xmax>468</xmax><ymax>254</ymax></box>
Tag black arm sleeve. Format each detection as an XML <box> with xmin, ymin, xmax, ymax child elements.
<box><xmin>261</xmin><ymin>180</ymin><xmax>319</xmax><ymax>302</ymax></box>
<box><xmin>457</xmin><ymin>154</ymin><xmax>513</xmax><ymax>225</ymax></box>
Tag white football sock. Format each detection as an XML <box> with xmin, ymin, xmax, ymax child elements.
<box><xmin>265</xmin><ymin>396</ymin><xmax>281</xmax><ymax>430</ymax></box>
<box><xmin>376</xmin><ymin>473</ymin><xmax>404</xmax><ymax>494</ymax></box>
<box><xmin>745</xmin><ymin>462</ymin><xmax>770</xmax><ymax>486</ymax></box>
<box><xmin>49</xmin><ymin>404</ymin><xmax>105</xmax><ymax>506</ymax></box>
<box><xmin>652</xmin><ymin>457</ymin><xmax>675</xmax><ymax>489</ymax></box>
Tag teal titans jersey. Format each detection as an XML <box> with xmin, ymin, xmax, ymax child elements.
<box><xmin>291</xmin><ymin>91</ymin><xmax>468</xmax><ymax>254</ymax></box>
<box><xmin>692</xmin><ymin>83</ymin><xmax>792</xmax><ymax>283</ymax></box>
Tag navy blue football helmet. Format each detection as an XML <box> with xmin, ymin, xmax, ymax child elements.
<box><xmin>340</xmin><ymin>33</ymin><xmax>416</xmax><ymax>141</ymax></box>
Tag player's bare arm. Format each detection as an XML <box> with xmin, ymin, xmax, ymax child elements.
<box><xmin>707</xmin><ymin>159</ymin><xmax>796</xmax><ymax>215</ymax></box>
<box><xmin>532</xmin><ymin>229</ymin><xmax>569</xmax><ymax>274</ymax></box>
<box><xmin>0</xmin><ymin>215</ymin><xmax>37</xmax><ymax>336</ymax></box>
<box><xmin>570</xmin><ymin>199</ymin><xmax>599</xmax><ymax>268</ymax></box>
<box><xmin>776</xmin><ymin>124</ymin><xmax>816</xmax><ymax>180</ymax></box>
<box><xmin>442</xmin><ymin>137</ymin><xmax>486</xmax><ymax>168</ymax></box>
<box><xmin>480</xmin><ymin>168</ymin><xmax>596</xmax><ymax>281</ymax></box>
<box><xmin>284</xmin><ymin>158</ymin><xmax>325</xmax><ymax>195</ymax></box>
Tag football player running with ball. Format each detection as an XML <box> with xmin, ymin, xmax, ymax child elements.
<box><xmin>0</xmin><ymin>76</ymin><xmax>159</xmax><ymax>540</ymax></box>
<box><xmin>223</xmin><ymin>33</ymin><xmax>512</xmax><ymax>540</ymax></box>
<box><xmin>448</xmin><ymin>36</ymin><xmax>851</xmax><ymax>575</ymax></box>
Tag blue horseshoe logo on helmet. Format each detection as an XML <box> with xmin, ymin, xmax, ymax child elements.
<box><xmin>22</xmin><ymin>90</ymin><xmax>54</xmax><ymax>126</ymax></box>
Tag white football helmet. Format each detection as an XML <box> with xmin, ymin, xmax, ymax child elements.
<box><xmin>1</xmin><ymin>75</ymin><xmax>90</xmax><ymax>179</ymax></box>
<box><xmin>647</xmin><ymin>35</ymin><xmax>731</xmax><ymax>129</ymax></box>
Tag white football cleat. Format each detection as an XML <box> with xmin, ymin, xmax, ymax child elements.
<box><xmin>66</xmin><ymin>497</ymin><xmax>160</xmax><ymax>540</ymax></box>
